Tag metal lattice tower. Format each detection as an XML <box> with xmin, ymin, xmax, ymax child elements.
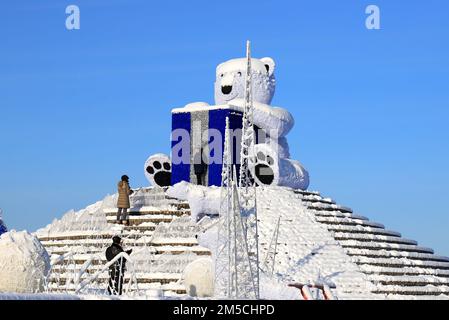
<box><xmin>215</xmin><ymin>64</ymin><xmax>259</xmax><ymax>299</ymax></box>
<box><xmin>215</xmin><ymin>117</ymin><xmax>255</xmax><ymax>298</ymax></box>
<box><xmin>262</xmin><ymin>216</ymin><xmax>281</xmax><ymax>276</ymax></box>
<box><xmin>238</xmin><ymin>40</ymin><xmax>260</xmax><ymax>298</ymax></box>
<box><xmin>215</xmin><ymin>117</ymin><xmax>233</xmax><ymax>296</ymax></box>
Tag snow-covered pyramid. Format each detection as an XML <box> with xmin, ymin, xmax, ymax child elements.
<box><xmin>34</xmin><ymin>184</ymin><xmax>449</xmax><ymax>300</ymax></box>
<box><xmin>34</xmin><ymin>187</ymin><xmax>211</xmax><ymax>297</ymax></box>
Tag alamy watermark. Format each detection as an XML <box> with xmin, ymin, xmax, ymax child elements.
<box><xmin>171</xmin><ymin>122</ymin><xmax>280</xmax><ymax>168</ymax></box>
<box><xmin>66</xmin><ymin>5</ymin><xmax>80</xmax><ymax>30</ymax></box>
<box><xmin>365</xmin><ymin>5</ymin><xmax>381</xmax><ymax>30</ymax></box>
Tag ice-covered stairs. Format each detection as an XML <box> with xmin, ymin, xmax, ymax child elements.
<box><xmin>36</xmin><ymin>189</ymin><xmax>211</xmax><ymax>296</ymax></box>
<box><xmin>296</xmin><ymin>190</ymin><xmax>449</xmax><ymax>298</ymax></box>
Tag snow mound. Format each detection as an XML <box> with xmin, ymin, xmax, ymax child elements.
<box><xmin>0</xmin><ymin>230</ymin><xmax>50</xmax><ymax>293</ymax></box>
<box><xmin>183</xmin><ymin>258</ymin><xmax>214</xmax><ymax>297</ymax></box>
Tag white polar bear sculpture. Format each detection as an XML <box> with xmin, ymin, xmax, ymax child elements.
<box><xmin>145</xmin><ymin>56</ymin><xmax>309</xmax><ymax>190</ymax></box>
<box><xmin>0</xmin><ymin>230</ymin><xmax>51</xmax><ymax>293</ymax></box>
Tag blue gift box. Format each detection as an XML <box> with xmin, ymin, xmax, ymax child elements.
<box><xmin>171</xmin><ymin>105</ymin><xmax>243</xmax><ymax>187</ymax></box>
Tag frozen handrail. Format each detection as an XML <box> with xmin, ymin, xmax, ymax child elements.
<box><xmin>75</xmin><ymin>251</ymin><xmax>138</xmax><ymax>295</ymax></box>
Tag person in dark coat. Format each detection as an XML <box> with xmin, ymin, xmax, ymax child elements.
<box><xmin>193</xmin><ymin>148</ymin><xmax>206</xmax><ymax>186</ymax></box>
<box><xmin>105</xmin><ymin>236</ymin><xmax>132</xmax><ymax>295</ymax></box>
<box><xmin>117</xmin><ymin>175</ymin><xmax>134</xmax><ymax>225</ymax></box>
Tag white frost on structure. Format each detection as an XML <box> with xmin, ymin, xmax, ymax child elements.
<box><xmin>35</xmin><ymin>195</ymin><xmax>116</xmax><ymax>236</ymax></box>
<box><xmin>182</xmin><ymin>258</ymin><xmax>215</xmax><ymax>297</ymax></box>
<box><xmin>0</xmin><ymin>230</ymin><xmax>50</xmax><ymax>293</ymax></box>
<box><xmin>197</xmin><ymin>185</ymin><xmax>378</xmax><ymax>299</ymax></box>
<box><xmin>150</xmin><ymin>54</ymin><xmax>309</xmax><ymax>190</ymax></box>
<box><xmin>166</xmin><ymin>181</ymin><xmax>221</xmax><ymax>222</ymax></box>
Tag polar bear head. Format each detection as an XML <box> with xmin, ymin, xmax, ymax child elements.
<box><xmin>214</xmin><ymin>57</ymin><xmax>276</xmax><ymax>105</ymax></box>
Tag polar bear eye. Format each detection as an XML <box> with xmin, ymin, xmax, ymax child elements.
<box><xmin>237</xmin><ymin>72</ymin><xmax>242</xmax><ymax>76</ymax></box>
<box><xmin>220</xmin><ymin>74</ymin><xmax>224</xmax><ymax>78</ymax></box>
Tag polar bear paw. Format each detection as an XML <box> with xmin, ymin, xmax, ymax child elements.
<box><xmin>251</xmin><ymin>144</ymin><xmax>280</xmax><ymax>186</ymax></box>
<box><xmin>144</xmin><ymin>154</ymin><xmax>171</xmax><ymax>187</ymax></box>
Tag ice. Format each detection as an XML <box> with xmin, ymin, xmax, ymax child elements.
<box><xmin>166</xmin><ymin>181</ymin><xmax>221</xmax><ymax>222</ymax></box>
<box><xmin>0</xmin><ymin>230</ymin><xmax>50</xmax><ymax>293</ymax></box>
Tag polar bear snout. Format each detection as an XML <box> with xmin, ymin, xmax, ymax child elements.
<box><xmin>221</xmin><ymin>85</ymin><xmax>233</xmax><ymax>95</ymax></box>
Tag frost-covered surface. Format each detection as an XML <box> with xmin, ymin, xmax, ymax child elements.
<box><xmin>197</xmin><ymin>185</ymin><xmax>378</xmax><ymax>299</ymax></box>
<box><xmin>26</xmin><ymin>182</ymin><xmax>449</xmax><ymax>300</ymax></box>
<box><xmin>167</xmin><ymin>181</ymin><xmax>221</xmax><ymax>222</ymax></box>
<box><xmin>0</xmin><ymin>231</ymin><xmax>50</xmax><ymax>293</ymax></box>
<box><xmin>0</xmin><ymin>293</ymin><xmax>81</xmax><ymax>300</ymax></box>
<box><xmin>167</xmin><ymin>55</ymin><xmax>309</xmax><ymax>190</ymax></box>
<box><xmin>0</xmin><ymin>209</ymin><xmax>7</xmax><ymax>235</ymax></box>
<box><xmin>35</xmin><ymin>196</ymin><xmax>115</xmax><ymax>237</ymax></box>
<box><xmin>36</xmin><ymin>188</ymin><xmax>172</xmax><ymax>237</ymax></box>
<box><xmin>183</xmin><ymin>258</ymin><xmax>214</xmax><ymax>297</ymax></box>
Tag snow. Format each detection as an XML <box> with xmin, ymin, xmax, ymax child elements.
<box><xmin>0</xmin><ymin>293</ymin><xmax>81</xmax><ymax>300</ymax></box>
<box><xmin>172</xmin><ymin>104</ymin><xmax>239</xmax><ymax>114</ymax></box>
<box><xmin>182</xmin><ymin>258</ymin><xmax>214</xmax><ymax>297</ymax></box>
<box><xmin>167</xmin><ymin>181</ymin><xmax>221</xmax><ymax>222</ymax></box>
<box><xmin>216</xmin><ymin>58</ymin><xmax>271</xmax><ymax>76</ymax></box>
<box><xmin>169</xmin><ymin>55</ymin><xmax>309</xmax><ymax>191</ymax></box>
<box><xmin>0</xmin><ymin>230</ymin><xmax>50</xmax><ymax>293</ymax></box>
<box><xmin>226</xmin><ymin>99</ymin><xmax>294</xmax><ymax>138</ymax></box>
<box><xmin>190</xmin><ymin>184</ymin><xmax>378</xmax><ymax>299</ymax></box>
<box><xmin>20</xmin><ymin>181</ymin><xmax>449</xmax><ymax>300</ymax></box>
<box><xmin>35</xmin><ymin>196</ymin><xmax>115</xmax><ymax>236</ymax></box>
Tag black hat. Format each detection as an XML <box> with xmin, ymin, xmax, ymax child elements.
<box><xmin>112</xmin><ymin>236</ymin><xmax>122</xmax><ymax>244</ymax></box>
<box><xmin>121</xmin><ymin>175</ymin><xmax>129</xmax><ymax>181</ymax></box>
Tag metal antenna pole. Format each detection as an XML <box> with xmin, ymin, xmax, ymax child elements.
<box><xmin>237</xmin><ymin>40</ymin><xmax>260</xmax><ymax>299</ymax></box>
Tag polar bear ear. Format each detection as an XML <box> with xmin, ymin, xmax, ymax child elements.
<box><xmin>260</xmin><ymin>57</ymin><xmax>275</xmax><ymax>76</ymax></box>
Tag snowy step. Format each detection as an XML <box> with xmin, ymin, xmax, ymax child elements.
<box><xmin>103</xmin><ymin>208</ymin><xmax>190</xmax><ymax>217</ymax></box>
<box><xmin>49</xmin><ymin>254</ymin><xmax>203</xmax><ymax>271</ymax></box>
<box><xmin>306</xmin><ymin>203</ymin><xmax>353</xmax><ymax>213</ymax></box>
<box><xmin>41</xmin><ymin>238</ymin><xmax>154</xmax><ymax>248</ymax></box>
<box><xmin>301</xmin><ymin>198</ymin><xmax>336</xmax><ymax>206</ymax></box>
<box><xmin>48</xmin><ymin>273</ymin><xmax>182</xmax><ymax>285</ymax></box>
<box><xmin>122</xmin><ymin>225</ymin><xmax>157</xmax><ymax>232</ymax></box>
<box><xmin>371</xmin><ymin>285</ymin><xmax>449</xmax><ymax>296</ymax></box>
<box><xmin>48</xmin><ymin>247</ymin><xmax>211</xmax><ymax>264</ymax></box>
<box><xmin>293</xmin><ymin>190</ymin><xmax>321</xmax><ymax>196</ymax></box>
<box><xmin>311</xmin><ymin>210</ymin><xmax>369</xmax><ymax>221</ymax></box>
<box><xmin>46</xmin><ymin>282</ymin><xmax>187</xmax><ymax>295</ymax></box>
<box><xmin>367</xmin><ymin>274</ymin><xmax>449</xmax><ymax>286</ymax></box>
<box><xmin>315</xmin><ymin>216</ymin><xmax>384</xmax><ymax>228</ymax></box>
<box><xmin>299</xmin><ymin>194</ymin><xmax>335</xmax><ymax>203</ymax></box>
<box><xmin>358</xmin><ymin>265</ymin><xmax>449</xmax><ymax>277</ymax></box>
<box><xmin>345</xmin><ymin>248</ymin><xmax>449</xmax><ymax>262</ymax></box>
<box><xmin>326</xmin><ymin>224</ymin><xmax>401</xmax><ymax>237</ymax></box>
<box><xmin>106</xmin><ymin>215</ymin><xmax>176</xmax><ymax>225</ymax></box>
<box><xmin>338</xmin><ymin>240</ymin><xmax>434</xmax><ymax>254</ymax></box>
<box><xmin>37</xmin><ymin>228</ymin><xmax>155</xmax><ymax>242</ymax></box>
<box><xmin>332</xmin><ymin>232</ymin><xmax>416</xmax><ymax>245</ymax></box>
<box><xmin>44</xmin><ymin>241</ymin><xmax>200</xmax><ymax>257</ymax></box>
<box><xmin>353</xmin><ymin>256</ymin><xmax>449</xmax><ymax>270</ymax></box>
<box><xmin>45</xmin><ymin>242</ymin><xmax>200</xmax><ymax>256</ymax></box>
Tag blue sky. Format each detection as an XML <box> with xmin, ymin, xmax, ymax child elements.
<box><xmin>1</xmin><ymin>1</ymin><xmax>448</xmax><ymax>255</ymax></box>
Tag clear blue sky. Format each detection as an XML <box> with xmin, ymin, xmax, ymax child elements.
<box><xmin>1</xmin><ymin>1</ymin><xmax>448</xmax><ymax>255</ymax></box>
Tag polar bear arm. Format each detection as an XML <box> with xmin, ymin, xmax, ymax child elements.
<box><xmin>228</xmin><ymin>98</ymin><xmax>294</xmax><ymax>138</ymax></box>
